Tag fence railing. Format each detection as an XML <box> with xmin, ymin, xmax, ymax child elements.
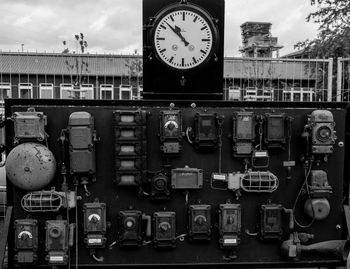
<box><xmin>223</xmin><ymin>57</ymin><xmax>333</xmax><ymax>102</ymax></box>
<box><xmin>336</xmin><ymin>57</ymin><xmax>350</xmax><ymax>102</ymax></box>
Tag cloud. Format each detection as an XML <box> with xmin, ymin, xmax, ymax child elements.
<box><xmin>0</xmin><ymin>0</ymin><xmax>318</xmax><ymax>56</ymax></box>
<box><xmin>224</xmin><ymin>0</ymin><xmax>318</xmax><ymax>56</ymax></box>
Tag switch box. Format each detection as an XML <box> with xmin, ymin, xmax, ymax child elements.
<box><xmin>12</xmin><ymin>108</ymin><xmax>47</xmax><ymax>143</ymax></box>
<box><xmin>219</xmin><ymin>204</ymin><xmax>241</xmax><ymax>248</ymax></box>
<box><xmin>151</xmin><ymin>173</ymin><xmax>171</xmax><ymax>200</ymax></box>
<box><xmin>159</xmin><ymin>110</ymin><xmax>183</xmax><ymax>155</ymax></box>
<box><xmin>68</xmin><ymin>111</ymin><xmax>97</xmax><ymax>176</ymax></box>
<box><xmin>171</xmin><ymin>166</ymin><xmax>203</xmax><ymax>189</ymax></box>
<box><xmin>153</xmin><ymin>211</ymin><xmax>176</xmax><ymax>248</ymax></box>
<box><xmin>115</xmin><ymin>141</ymin><xmax>147</xmax><ymax>156</ymax></box>
<box><xmin>115</xmin><ymin>172</ymin><xmax>142</xmax><ymax>186</ymax></box>
<box><xmin>264</xmin><ymin>113</ymin><xmax>286</xmax><ymax>149</ymax></box>
<box><xmin>114</xmin><ymin>110</ymin><xmax>148</xmax><ymax>126</ymax></box>
<box><xmin>83</xmin><ymin>202</ymin><xmax>107</xmax><ymax>248</ymax></box>
<box><xmin>260</xmin><ymin>204</ymin><xmax>283</xmax><ymax>240</ymax></box>
<box><xmin>45</xmin><ymin>220</ymin><xmax>69</xmax><ymax>265</ymax></box>
<box><xmin>118</xmin><ymin>210</ymin><xmax>143</xmax><ymax>247</ymax></box>
<box><xmin>188</xmin><ymin>204</ymin><xmax>211</xmax><ymax>241</ymax></box>
<box><xmin>14</xmin><ymin>219</ymin><xmax>38</xmax><ymax>264</ymax></box>
<box><xmin>114</xmin><ymin>110</ymin><xmax>148</xmax><ymax>187</ymax></box>
<box><xmin>232</xmin><ymin>112</ymin><xmax>255</xmax><ymax>157</ymax></box>
<box><xmin>115</xmin><ymin>126</ymin><xmax>147</xmax><ymax>141</ymax></box>
<box><xmin>193</xmin><ymin>113</ymin><xmax>223</xmax><ymax>150</ymax></box>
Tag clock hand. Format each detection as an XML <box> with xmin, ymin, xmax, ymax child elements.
<box><xmin>165</xmin><ymin>22</ymin><xmax>189</xmax><ymax>47</ymax></box>
<box><xmin>173</xmin><ymin>25</ymin><xmax>190</xmax><ymax>47</ymax></box>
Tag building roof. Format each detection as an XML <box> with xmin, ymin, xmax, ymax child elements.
<box><xmin>0</xmin><ymin>52</ymin><xmax>141</xmax><ymax>76</ymax></box>
<box><xmin>0</xmin><ymin>52</ymin><xmax>317</xmax><ymax>80</ymax></box>
<box><xmin>281</xmin><ymin>49</ymin><xmax>310</xmax><ymax>59</ymax></box>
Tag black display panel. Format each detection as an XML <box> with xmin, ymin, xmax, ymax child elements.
<box><xmin>4</xmin><ymin>99</ymin><xmax>349</xmax><ymax>268</ymax></box>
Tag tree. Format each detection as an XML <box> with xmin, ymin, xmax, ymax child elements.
<box><xmin>62</xmin><ymin>34</ymin><xmax>90</xmax><ymax>98</ymax></box>
<box><xmin>124</xmin><ymin>49</ymin><xmax>143</xmax><ymax>86</ymax></box>
<box><xmin>295</xmin><ymin>0</ymin><xmax>350</xmax><ymax>58</ymax></box>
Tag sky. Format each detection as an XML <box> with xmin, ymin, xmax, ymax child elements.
<box><xmin>0</xmin><ymin>0</ymin><xmax>319</xmax><ymax>57</ymax></box>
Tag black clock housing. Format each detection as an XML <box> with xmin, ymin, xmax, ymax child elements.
<box><xmin>143</xmin><ymin>0</ymin><xmax>225</xmax><ymax>100</ymax></box>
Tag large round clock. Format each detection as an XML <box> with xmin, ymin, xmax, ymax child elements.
<box><xmin>152</xmin><ymin>2</ymin><xmax>218</xmax><ymax>70</ymax></box>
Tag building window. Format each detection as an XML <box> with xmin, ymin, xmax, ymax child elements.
<box><xmin>80</xmin><ymin>84</ymin><xmax>94</xmax><ymax>99</ymax></box>
<box><xmin>100</xmin><ymin>84</ymin><xmax>114</xmax><ymax>100</ymax></box>
<box><xmin>133</xmin><ymin>85</ymin><xmax>143</xmax><ymax>100</ymax></box>
<box><xmin>0</xmin><ymin>83</ymin><xmax>12</xmax><ymax>100</ymax></box>
<box><xmin>228</xmin><ymin>86</ymin><xmax>241</xmax><ymax>101</ymax></box>
<box><xmin>18</xmin><ymin>83</ymin><xmax>33</xmax><ymax>99</ymax></box>
<box><xmin>119</xmin><ymin>85</ymin><xmax>132</xmax><ymax>100</ymax></box>
<box><xmin>60</xmin><ymin>83</ymin><xmax>94</xmax><ymax>99</ymax></box>
<box><xmin>60</xmin><ymin>83</ymin><xmax>74</xmax><ymax>99</ymax></box>
<box><xmin>39</xmin><ymin>83</ymin><xmax>54</xmax><ymax>99</ymax></box>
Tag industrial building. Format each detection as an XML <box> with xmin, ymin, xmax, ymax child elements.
<box><xmin>0</xmin><ymin>51</ymin><xmax>331</xmax><ymax>102</ymax></box>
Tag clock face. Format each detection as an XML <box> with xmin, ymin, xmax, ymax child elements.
<box><xmin>153</xmin><ymin>9</ymin><xmax>214</xmax><ymax>70</ymax></box>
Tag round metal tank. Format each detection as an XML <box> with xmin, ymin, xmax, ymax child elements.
<box><xmin>6</xmin><ymin>143</ymin><xmax>56</xmax><ymax>191</ymax></box>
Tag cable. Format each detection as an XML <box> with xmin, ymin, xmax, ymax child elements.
<box><xmin>185</xmin><ymin>127</ymin><xmax>193</xmax><ymax>144</ymax></box>
<box><xmin>108</xmin><ymin>241</ymin><xmax>117</xmax><ymax>249</ymax></box>
<box><xmin>66</xmin><ymin>189</ymin><xmax>71</xmax><ymax>269</ymax></box>
<box><xmin>75</xmin><ymin>185</ymin><xmax>79</xmax><ymax>269</ymax></box>
<box><xmin>92</xmin><ymin>254</ymin><xmax>104</xmax><ymax>262</ymax></box>
<box><xmin>83</xmin><ymin>184</ymin><xmax>91</xmax><ymax>197</ymax></box>
<box><xmin>292</xmin><ymin>161</ymin><xmax>315</xmax><ymax>229</ymax></box>
<box><xmin>175</xmin><ymin>234</ymin><xmax>187</xmax><ymax>241</ymax></box>
<box><xmin>218</xmin><ymin>119</ymin><xmax>223</xmax><ymax>173</ymax></box>
<box><xmin>142</xmin><ymin>191</ymin><xmax>150</xmax><ymax>196</ymax></box>
<box><xmin>245</xmin><ymin>229</ymin><xmax>258</xmax><ymax>237</ymax></box>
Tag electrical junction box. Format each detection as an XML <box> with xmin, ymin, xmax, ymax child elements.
<box><xmin>189</xmin><ymin>204</ymin><xmax>211</xmax><ymax>241</ymax></box>
<box><xmin>83</xmin><ymin>202</ymin><xmax>107</xmax><ymax>248</ymax></box>
<box><xmin>12</xmin><ymin>108</ymin><xmax>47</xmax><ymax>143</ymax></box>
<box><xmin>219</xmin><ymin>204</ymin><xmax>241</xmax><ymax>248</ymax></box>
<box><xmin>260</xmin><ymin>204</ymin><xmax>283</xmax><ymax>240</ymax></box>
<box><xmin>232</xmin><ymin>111</ymin><xmax>255</xmax><ymax>157</ymax></box>
<box><xmin>159</xmin><ymin>110</ymin><xmax>183</xmax><ymax>155</ymax></box>
<box><xmin>193</xmin><ymin>113</ymin><xmax>223</xmax><ymax>149</ymax></box>
<box><xmin>171</xmin><ymin>166</ymin><xmax>203</xmax><ymax>189</ymax></box>
<box><xmin>45</xmin><ymin>220</ymin><xmax>69</xmax><ymax>265</ymax></box>
<box><xmin>265</xmin><ymin>113</ymin><xmax>286</xmax><ymax>148</ymax></box>
<box><xmin>68</xmin><ymin>111</ymin><xmax>96</xmax><ymax>176</ymax></box>
<box><xmin>153</xmin><ymin>211</ymin><xmax>176</xmax><ymax>248</ymax></box>
<box><xmin>118</xmin><ymin>210</ymin><xmax>143</xmax><ymax>248</ymax></box>
<box><xmin>14</xmin><ymin>219</ymin><xmax>38</xmax><ymax>264</ymax></box>
<box><xmin>114</xmin><ymin>110</ymin><xmax>148</xmax><ymax>126</ymax></box>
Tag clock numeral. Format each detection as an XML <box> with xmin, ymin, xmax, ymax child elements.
<box><xmin>160</xmin><ymin>25</ymin><xmax>166</xmax><ymax>30</ymax></box>
<box><xmin>202</xmin><ymin>39</ymin><xmax>210</xmax><ymax>42</ymax></box>
<box><xmin>200</xmin><ymin>49</ymin><xmax>207</xmax><ymax>54</ymax></box>
<box><xmin>156</xmin><ymin>37</ymin><xmax>165</xmax><ymax>40</ymax></box>
<box><xmin>193</xmin><ymin>16</ymin><xmax>198</xmax><ymax>23</ymax></box>
<box><xmin>160</xmin><ymin>49</ymin><xmax>166</xmax><ymax>53</ymax></box>
<box><xmin>183</xmin><ymin>12</ymin><xmax>185</xmax><ymax>21</ymax></box>
<box><xmin>192</xmin><ymin>57</ymin><xmax>197</xmax><ymax>64</ymax></box>
<box><xmin>170</xmin><ymin>15</ymin><xmax>174</xmax><ymax>22</ymax></box>
<box><xmin>169</xmin><ymin>56</ymin><xmax>174</xmax><ymax>63</ymax></box>
<box><xmin>201</xmin><ymin>26</ymin><xmax>208</xmax><ymax>31</ymax></box>
<box><xmin>182</xmin><ymin>58</ymin><xmax>184</xmax><ymax>67</ymax></box>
